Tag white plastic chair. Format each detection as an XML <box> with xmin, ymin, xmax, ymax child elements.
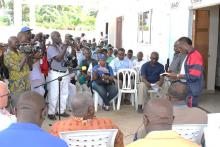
<box><xmin>93</xmin><ymin>90</ymin><xmax>117</xmax><ymax>112</ymax></box>
<box><xmin>172</xmin><ymin>124</ymin><xmax>207</xmax><ymax>144</ymax></box>
<box><xmin>116</xmin><ymin>69</ymin><xmax>137</xmax><ymax>110</ymax></box>
<box><xmin>204</xmin><ymin>113</ymin><xmax>220</xmax><ymax>147</ymax></box>
<box><xmin>59</xmin><ymin>129</ymin><xmax>118</xmax><ymax>147</ymax></box>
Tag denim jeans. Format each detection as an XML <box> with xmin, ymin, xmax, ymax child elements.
<box><xmin>92</xmin><ymin>82</ymin><xmax>118</xmax><ymax>106</ymax></box>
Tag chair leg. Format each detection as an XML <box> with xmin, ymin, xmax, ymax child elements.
<box><xmin>94</xmin><ymin>92</ymin><xmax>98</xmax><ymax>112</ymax></box>
<box><xmin>135</xmin><ymin>91</ymin><xmax>138</xmax><ymax>110</ymax></box>
<box><xmin>117</xmin><ymin>92</ymin><xmax>122</xmax><ymax>110</ymax></box>
<box><xmin>131</xmin><ymin>94</ymin><xmax>134</xmax><ymax>106</ymax></box>
<box><xmin>112</xmin><ymin>99</ymin><xmax>116</xmax><ymax>110</ymax></box>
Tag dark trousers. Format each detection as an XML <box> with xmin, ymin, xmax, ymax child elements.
<box><xmin>92</xmin><ymin>82</ymin><xmax>118</xmax><ymax>106</ymax></box>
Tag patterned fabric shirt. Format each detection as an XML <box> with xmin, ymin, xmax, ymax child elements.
<box><xmin>49</xmin><ymin>117</ymin><xmax>124</xmax><ymax>147</ymax></box>
<box><xmin>4</xmin><ymin>50</ymin><xmax>30</xmax><ymax>95</ymax></box>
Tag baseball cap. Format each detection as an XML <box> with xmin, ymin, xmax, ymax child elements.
<box><xmin>21</xmin><ymin>26</ymin><xmax>32</xmax><ymax>32</ymax></box>
<box><xmin>97</xmin><ymin>53</ymin><xmax>106</xmax><ymax>60</ymax></box>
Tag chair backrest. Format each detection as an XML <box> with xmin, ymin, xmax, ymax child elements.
<box><xmin>134</xmin><ymin>67</ymin><xmax>142</xmax><ymax>84</ymax></box>
<box><xmin>117</xmin><ymin>68</ymin><xmax>137</xmax><ymax>90</ymax></box>
<box><xmin>59</xmin><ymin>129</ymin><xmax>118</xmax><ymax>147</ymax></box>
<box><xmin>204</xmin><ymin>113</ymin><xmax>220</xmax><ymax>147</ymax></box>
<box><xmin>172</xmin><ymin>124</ymin><xmax>207</xmax><ymax>144</ymax></box>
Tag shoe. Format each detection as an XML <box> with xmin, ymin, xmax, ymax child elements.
<box><xmin>102</xmin><ymin>105</ymin><xmax>110</xmax><ymax>111</ymax></box>
<box><xmin>137</xmin><ymin>105</ymin><xmax>143</xmax><ymax>113</ymax></box>
<box><xmin>48</xmin><ymin>114</ymin><xmax>57</xmax><ymax>120</ymax></box>
<box><xmin>56</xmin><ymin>112</ymin><xmax>70</xmax><ymax>117</ymax></box>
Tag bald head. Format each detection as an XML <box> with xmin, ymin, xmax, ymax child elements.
<box><xmin>8</xmin><ymin>36</ymin><xmax>19</xmax><ymax>50</ymax></box>
<box><xmin>16</xmin><ymin>91</ymin><xmax>46</xmax><ymax>126</ymax></box>
<box><xmin>51</xmin><ymin>31</ymin><xmax>62</xmax><ymax>44</ymax></box>
<box><xmin>143</xmin><ymin>99</ymin><xmax>173</xmax><ymax>133</ymax></box>
<box><xmin>0</xmin><ymin>81</ymin><xmax>9</xmax><ymax>108</ymax></box>
<box><xmin>168</xmin><ymin>82</ymin><xmax>188</xmax><ymax>101</ymax></box>
<box><xmin>137</xmin><ymin>51</ymin><xmax>143</xmax><ymax>61</ymax></box>
<box><xmin>144</xmin><ymin>98</ymin><xmax>173</xmax><ymax>119</ymax></box>
<box><xmin>71</xmin><ymin>93</ymin><xmax>94</xmax><ymax>119</ymax></box>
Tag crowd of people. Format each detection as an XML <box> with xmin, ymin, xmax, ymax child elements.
<box><xmin>0</xmin><ymin>26</ymin><xmax>206</xmax><ymax>146</ymax></box>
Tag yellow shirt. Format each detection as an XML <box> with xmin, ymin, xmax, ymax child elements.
<box><xmin>127</xmin><ymin>130</ymin><xmax>200</xmax><ymax>147</ymax></box>
<box><xmin>4</xmin><ymin>50</ymin><xmax>30</xmax><ymax>95</ymax></box>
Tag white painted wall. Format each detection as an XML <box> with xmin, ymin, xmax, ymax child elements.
<box><xmin>96</xmin><ymin>0</ymin><xmax>193</xmax><ymax>64</ymax></box>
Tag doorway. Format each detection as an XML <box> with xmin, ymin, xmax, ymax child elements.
<box><xmin>192</xmin><ymin>10</ymin><xmax>210</xmax><ymax>87</ymax></box>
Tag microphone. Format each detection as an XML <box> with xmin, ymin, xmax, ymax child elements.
<box><xmin>71</xmin><ymin>66</ymin><xmax>87</xmax><ymax>71</ymax></box>
<box><xmin>165</xmin><ymin>58</ymin><xmax>169</xmax><ymax>72</ymax></box>
<box><xmin>34</xmin><ymin>66</ymin><xmax>87</xmax><ymax>89</ymax></box>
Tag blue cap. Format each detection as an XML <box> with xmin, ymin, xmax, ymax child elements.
<box><xmin>21</xmin><ymin>26</ymin><xmax>32</xmax><ymax>32</ymax></box>
<box><xmin>98</xmin><ymin>53</ymin><xmax>106</xmax><ymax>60</ymax></box>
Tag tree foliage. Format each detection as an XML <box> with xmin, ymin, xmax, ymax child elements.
<box><xmin>0</xmin><ymin>1</ymin><xmax>98</xmax><ymax>31</ymax></box>
<box><xmin>35</xmin><ymin>5</ymin><xmax>97</xmax><ymax>31</ymax></box>
<box><xmin>0</xmin><ymin>0</ymin><xmax>13</xmax><ymax>26</ymax></box>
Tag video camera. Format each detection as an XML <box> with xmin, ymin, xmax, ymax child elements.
<box><xmin>61</xmin><ymin>46</ymin><xmax>77</xmax><ymax>68</ymax></box>
<box><xmin>18</xmin><ymin>41</ymin><xmax>42</xmax><ymax>54</ymax></box>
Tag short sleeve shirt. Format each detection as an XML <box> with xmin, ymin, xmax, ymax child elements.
<box><xmin>141</xmin><ymin>62</ymin><xmax>165</xmax><ymax>83</ymax></box>
<box><xmin>92</xmin><ymin>65</ymin><xmax>114</xmax><ymax>77</ymax></box>
<box><xmin>47</xmin><ymin>45</ymin><xmax>67</xmax><ymax>71</ymax></box>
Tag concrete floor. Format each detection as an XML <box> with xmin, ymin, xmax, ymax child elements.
<box><xmin>42</xmin><ymin>90</ymin><xmax>220</xmax><ymax>145</ymax></box>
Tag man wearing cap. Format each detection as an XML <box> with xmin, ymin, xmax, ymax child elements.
<box><xmin>91</xmin><ymin>52</ymin><xmax>118</xmax><ymax>111</ymax></box>
<box><xmin>47</xmin><ymin>31</ymin><xmax>70</xmax><ymax>120</ymax></box>
<box><xmin>0</xmin><ymin>81</ymin><xmax>16</xmax><ymax>131</ymax></box>
<box><xmin>17</xmin><ymin>26</ymin><xmax>32</xmax><ymax>43</ymax></box>
<box><xmin>18</xmin><ymin>27</ymin><xmax>46</xmax><ymax>96</ymax></box>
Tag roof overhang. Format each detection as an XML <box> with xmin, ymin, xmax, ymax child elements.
<box><xmin>191</xmin><ymin>0</ymin><xmax>220</xmax><ymax>9</ymax></box>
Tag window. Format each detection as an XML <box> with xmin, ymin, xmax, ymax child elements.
<box><xmin>137</xmin><ymin>9</ymin><xmax>152</xmax><ymax>44</ymax></box>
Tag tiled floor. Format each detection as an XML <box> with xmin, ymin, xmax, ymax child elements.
<box><xmin>42</xmin><ymin>90</ymin><xmax>220</xmax><ymax>145</ymax></box>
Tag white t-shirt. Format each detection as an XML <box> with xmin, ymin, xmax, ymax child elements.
<box><xmin>0</xmin><ymin>110</ymin><xmax>17</xmax><ymax>131</ymax></box>
<box><xmin>180</xmin><ymin>56</ymin><xmax>187</xmax><ymax>82</ymax></box>
<box><xmin>29</xmin><ymin>60</ymin><xmax>44</xmax><ymax>81</ymax></box>
<box><xmin>133</xmin><ymin>59</ymin><xmax>147</xmax><ymax>70</ymax></box>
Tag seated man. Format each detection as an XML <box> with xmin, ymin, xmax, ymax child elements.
<box><xmin>0</xmin><ymin>81</ymin><xmax>16</xmax><ymax>131</ymax></box>
<box><xmin>168</xmin><ymin>81</ymin><xmax>207</xmax><ymax>124</ymax></box>
<box><xmin>132</xmin><ymin>51</ymin><xmax>147</xmax><ymax>71</ymax></box>
<box><xmin>109</xmin><ymin>48</ymin><xmax>133</xmax><ymax>76</ymax></box>
<box><xmin>0</xmin><ymin>91</ymin><xmax>68</xmax><ymax>147</ymax></box>
<box><xmin>137</xmin><ymin>52</ymin><xmax>165</xmax><ymax>112</ymax></box>
<box><xmin>78</xmin><ymin>48</ymin><xmax>98</xmax><ymax>91</ymax></box>
<box><xmin>49</xmin><ymin>93</ymin><xmax>124</xmax><ymax>147</ymax></box>
<box><xmin>125</xmin><ymin>49</ymin><xmax>136</xmax><ymax>62</ymax></box>
<box><xmin>109</xmin><ymin>48</ymin><xmax>133</xmax><ymax>104</ymax></box>
<box><xmin>92</xmin><ymin>53</ymin><xmax>118</xmax><ymax>111</ymax></box>
<box><xmin>128</xmin><ymin>99</ymin><xmax>200</xmax><ymax>147</ymax></box>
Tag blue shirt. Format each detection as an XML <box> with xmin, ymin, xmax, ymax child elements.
<box><xmin>0</xmin><ymin>123</ymin><xmax>68</xmax><ymax>147</ymax></box>
<box><xmin>141</xmin><ymin>62</ymin><xmax>165</xmax><ymax>83</ymax></box>
<box><xmin>109</xmin><ymin>57</ymin><xmax>133</xmax><ymax>76</ymax></box>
